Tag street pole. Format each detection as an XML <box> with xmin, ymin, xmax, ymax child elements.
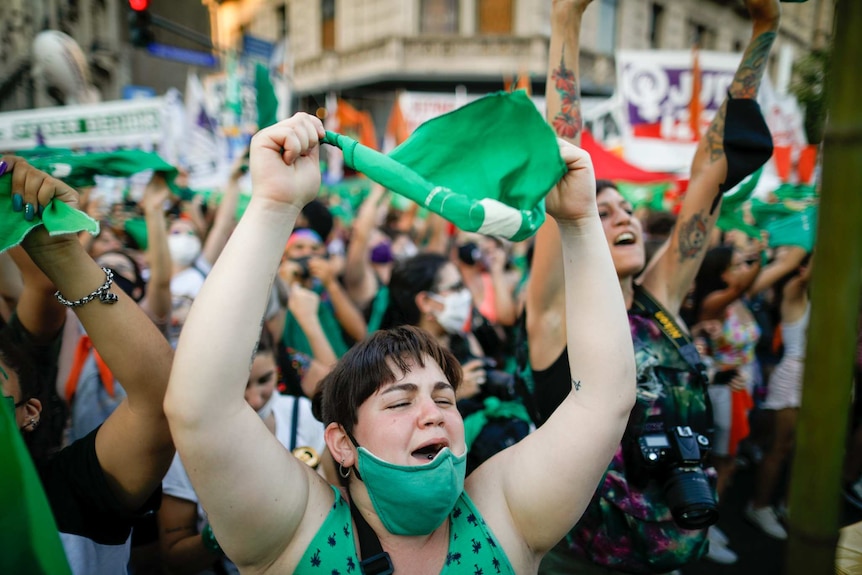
<box><xmin>786</xmin><ymin>1</ymin><xmax>862</xmax><ymax>574</ymax></box>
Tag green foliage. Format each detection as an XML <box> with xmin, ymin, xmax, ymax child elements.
<box><xmin>789</xmin><ymin>48</ymin><xmax>830</xmax><ymax>144</ymax></box>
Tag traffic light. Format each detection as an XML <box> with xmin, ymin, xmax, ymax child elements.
<box><xmin>128</xmin><ymin>0</ymin><xmax>154</xmax><ymax>48</ymax></box>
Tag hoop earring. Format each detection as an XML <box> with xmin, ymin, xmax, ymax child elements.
<box><xmin>339</xmin><ymin>459</ymin><xmax>351</xmax><ymax>479</ymax></box>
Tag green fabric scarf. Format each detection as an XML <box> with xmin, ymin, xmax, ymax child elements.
<box><xmin>0</xmin><ymin>174</ymin><xmax>99</xmax><ymax>253</ymax></box>
<box><xmin>323</xmin><ymin>91</ymin><xmax>566</xmax><ymax>241</ymax></box>
<box><xmin>0</xmin><ymin>150</ymin><xmax>179</xmax><ymax>253</ymax></box>
<box><xmin>0</xmin><ymin>397</ymin><xmax>73</xmax><ymax>575</ymax></box>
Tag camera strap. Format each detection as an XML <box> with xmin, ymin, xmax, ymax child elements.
<box><xmin>348</xmin><ymin>495</ymin><xmax>394</xmax><ymax>575</ymax></box>
<box><xmin>630</xmin><ymin>285</ymin><xmax>708</xmax><ymax>387</ymax></box>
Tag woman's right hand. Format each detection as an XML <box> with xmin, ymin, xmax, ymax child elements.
<box><xmin>249</xmin><ymin>113</ymin><xmax>325</xmax><ymax>211</ymax></box>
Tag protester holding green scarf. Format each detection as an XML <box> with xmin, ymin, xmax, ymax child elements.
<box><xmin>164</xmin><ymin>111</ymin><xmax>634</xmax><ymax>575</ymax></box>
<box><xmin>0</xmin><ymin>156</ymin><xmax>175</xmax><ymax>575</ymax></box>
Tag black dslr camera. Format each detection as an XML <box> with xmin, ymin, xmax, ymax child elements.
<box><xmin>634</xmin><ymin>425</ymin><xmax>718</xmax><ymax>529</ymax></box>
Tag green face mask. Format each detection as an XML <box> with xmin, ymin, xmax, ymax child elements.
<box><xmin>355</xmin><ymin>445</ymin><xmax>467</xmax><ymax>536</ymax></box>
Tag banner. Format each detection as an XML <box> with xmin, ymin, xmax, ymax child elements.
<box><xmin>616</xmin><ymin>50</ymin><xmax>745</xmax><ymax>173</ymax></box>
<box><xmin>0</xmin><ymin>97</ymin><xmax>169</xmax><ymax>152</ymax></box>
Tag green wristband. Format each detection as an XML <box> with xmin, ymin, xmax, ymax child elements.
<box><xmin>201</xmin><ymin>522</ymin><xmax>223</xmax><ymax>555</ymax></box>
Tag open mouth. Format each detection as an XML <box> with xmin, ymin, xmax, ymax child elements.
<box><xmin>412</xmin><ymin>443</ymin><xmax>446</xmax><ymax>461</ymax></box>
<box><xmin>614</xmin><ymin>232</ymin><xmax>636</xmax><ymax>246</ymax></box>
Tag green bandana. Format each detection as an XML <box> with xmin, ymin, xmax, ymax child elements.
<box><xmin>323</xmin><ymin>91</ymin><xmax>566</xmax><ymax>241</ymax></box>
<box><xmin>0</xmin><ymin>174</ymin><xmax>99</xmax><ymax>253</ymax></box>
<box><xmin>27</xmin><ymin>150</ymin><xmax>178</xmax><ymax>189</ymax></box>
<box><xmin>0</xmin><ymin>398</ymin><xmax>73</xmax><ymax>575</ymax></box>
<box><xmin>0</xmin><ymin>150</ymin><xmax>179</xmax><ymax>253</ymax></box>
<box><xmin>716</xmin><ymin>167</ymin><xmax>763</xmax><ymax>239</ymax></box>
<box><xmin>751</xmin><ymin>194</ymin><xmax>818</xmax><ymax>252</ymax></box>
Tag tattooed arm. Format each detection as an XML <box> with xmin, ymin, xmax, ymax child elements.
<box><xmin>527</xmin><ymin>0</ymin><xmax>592</xmax><ymax>371</ymax></box>
<box><xmin>641</xmin><ymin>0</ymin><xmax>781</xmax><ymax>315</ymax></box>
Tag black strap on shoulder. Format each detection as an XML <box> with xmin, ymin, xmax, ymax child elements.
<box><xmin>630</xmin><ymin>285</ymin><xmax>707</xmax><ymax>386</ymax></box>
<box><xmin>348</xmin><ymin>496</ymin><xmax>394</xmax><ymax>575</ymax></box>
<box><xmin>289</xmin><ymin>395</ymin><xmax>300</xmax><ymax>452</ymax></box>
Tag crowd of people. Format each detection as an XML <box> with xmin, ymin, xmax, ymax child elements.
<box><xmin>0</xmin><ymin>0</ymin><xmax>855</xmax><ymax>574</ymax></box>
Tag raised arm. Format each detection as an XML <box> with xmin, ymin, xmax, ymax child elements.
<box><xmin>5</xmin><ymin>156</ymin><xmax>175</xmax><ymax>510</ymax></box>
<box><xmin>343</xmin><ymin>183</ymin><xmax>387</xmax><ymax>309</ymax></box>
<box><xmin>139</xmin><ymin>172</ymin><xmax>172</xmax><ymax>323</ymax></box>
<box><xmin>642</xmin><ymin>0</ymin><xmax>781</xmax><ymax>313</ymax></box>
<box><xmin>0</xmin><ymin>251</ymin><xmax>22</xmax><ymax>321</ymax></box>
<box><xmin>199</xmin><ymin>155</ymin><xmax>244</xmax><ymax>267</ymax></box>
<box><xmin>164</xmin><ymin>115</ymin><xmax>332</xmax><ymax>569</ymax></box>
<box><xmin>526</xmin><ymin>0</ymin><xmax>590</xmax><ymax>370</ymax></box>
<box><xmin>468</xmin><ymin>142</ymin><xmax>635</xmax><ymax>563</ymax></box>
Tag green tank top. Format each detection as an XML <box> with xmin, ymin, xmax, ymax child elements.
<box><xmin>295</xmin><ymin>486</ymin><xmax>515</xmax><ymax>574</ymax></box>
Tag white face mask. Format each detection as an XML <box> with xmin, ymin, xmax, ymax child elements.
<box><xmin>395</xmin><ymin>241</ymin><xmax>419</xmax><ymax>262</ymax></box>
<box><xmin>168</xmin><ymin>234</ymin><xmax>202</xmax><ymax>268</ymax></box>
<box><xmin>430</xmin><ymin>288</ymin><xmax>472</xmax><ymax>334</ymax></box>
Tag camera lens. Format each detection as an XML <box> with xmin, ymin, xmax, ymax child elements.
<box><xmin>663</xmin><ymin>467</ymin><xmax>719</xmax><ymax>529</ymax></box>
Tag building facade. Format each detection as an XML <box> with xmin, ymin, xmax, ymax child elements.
<box><xmin>0</xmin><ymin>0</ymin><xmax>834</xmax><ymax>123</ymax></box>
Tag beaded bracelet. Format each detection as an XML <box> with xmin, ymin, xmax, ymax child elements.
<box><xmin>54</xmin><ymin>267</ymin><xmax>119</xmax><ymax>307</ymax></box>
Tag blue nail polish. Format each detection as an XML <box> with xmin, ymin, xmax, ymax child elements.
<box><xmin>12</xmin><ymin>194</ymin><xmax>23</xmax><ymax>212</ymax></box>
<box><xmin>0</xmin><ymin>160</ymin><xmax>7</xmax><ymax>177</ymax></box>
<box><xmin>24</xmin><ymin>203</ymin><xmax>34</xmax><ymax>221</ymax></box>
<box><xmin>37</xmin><ymin>204</ymin><xmax>44</xmax><ymax>217</ymax></box>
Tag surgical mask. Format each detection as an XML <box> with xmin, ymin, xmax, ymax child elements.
<box><xmin>256</xmin><ymin>391</ymin><xmax>278</xmax><ymax>420</ymax></box>
<box><xmin>430</xmin><ymin>289</ymin><xmax>472</xmax><ymax>334</ymax></box>
<box><xmin>168</xmin><ymin>234</ymin><xmax>202</xmax><ymax>268</ymax></box>
<box><xmin>354</xmin><ymin>445</ymin><xmax>466</xmax><ymax>536</ymax></box>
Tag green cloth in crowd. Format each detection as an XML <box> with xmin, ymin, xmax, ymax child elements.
<box><xmin>716</xmin><ymin>167</ymin><xmax>763</xmax><ymax>239</ymax></box>
<box><xmin>322</xmin><ymin>91</ymin><xmax>566</xmax><ymax>241</ymax></box>
<box><xmin>463</xmin><ymin>396</ymin><xmax>533</xmax><ymax>450</ymax></box>
<box><xmin>0</xmin><ymin>173</ymin><xmax>99</xmax><ymax>254</ymax></box>
<box><xmin>27</xmin><ymin>150</ymin><xmax>178</xmax><ymax>190</ymax></box>
<box><xmin>13</xmin><ymin>146</ymin><xmax>75</xmax><ymax>159</ymax></box>
<box><xmin>255</xmin><ymin>63</ymin><xmax>279</xmax><ymax>130</ymax></box>
<box><xmin>751</xmin><ymin>194</ymin><xmax>818</xmax><ymax>252</ymax></box>
<box><xmin>282</xmin><ymin>282</ymin><xmax>350</xmax><ymax>359</ymax></box>
<box><xmin>0</xmin><ymin>397</ymin><xmax>73</xmax><ymax>575</ymax></box>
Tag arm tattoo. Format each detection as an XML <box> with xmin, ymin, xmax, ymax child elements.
<box><xmin>704</xmin><ymin>103</ymin><xmax>727</xmax><ymax>163</ymax></box>
<box><xmin>572</xmin><ymin>378</ymin><xmax>582</xmax><ymax>391</ymax></box>
<box><xmin>677</xmin><ymin>211</ymin><xmax>710</xmax><ymax>262</ymax></box>
<box><xmin>703</xmin><ymin>32</ymin><xmax>776</xmax><ymax>164</ymax></box>
<box><xmin>730</xmin><ymin>32</ymin><xmax>777</xmax><ymax>99</ymax></box>
<box><xmin>551</xmin><ymin>48</ymin><xmax>582</xmax><ymax>140</ymax></box>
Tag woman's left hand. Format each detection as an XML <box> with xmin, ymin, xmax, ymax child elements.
<box><xmin>545</xmin><ymin>140</ymin><xmax>597</xmax><ymax>224</ymax></box>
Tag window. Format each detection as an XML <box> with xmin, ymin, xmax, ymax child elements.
<box><xmin>596</xmin><ymin>0</ymin><xmax>618</xmax><ymax>54</ymax></box>
<box><xmin>420</xmin><ymin>0</ymin><xmax>458</xmax><ymax>35</ymax></box>
<box><xmin>277</xmin><ymin>3</ymin><xmax>288</xmax><ymax>38</ymax></box>
<box><xmin>477</xmin><ymin>0</ymin><xmax>512</xmax><ymax>35</ymax></box>
<box><xmin>688</xmin><ymin>20</ymin><xmax>716</xmax><ymax>49</ymax></box>
<box><xmin>649</xmin><ymin>3</ymin><xmax>664</xmax><ymax>49</ymax></box>
<box><xmin>322</xmin><ymin>0</ymin><xmax>335</xmax><ymax>50</ymax></box>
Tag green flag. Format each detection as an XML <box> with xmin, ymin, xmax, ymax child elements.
<box><xmin>0</xmin><ymin>397</ymin><xmax>72</xmax><ymax>575</ymax></box>
<box><xmin>322</xmin><ymin>91</ymin><xmax>566</xmax><ymax>241</ymax></box>
<box><xmin>255</xmin><ymin>63</ymin><xmax>279</xmax><ymax>130</ymax></box>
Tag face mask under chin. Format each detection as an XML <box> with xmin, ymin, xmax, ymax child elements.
<box><xmin>349</xmin><ymin>437</ymin><xmax>467</xmax><ymax>536</ymax></box>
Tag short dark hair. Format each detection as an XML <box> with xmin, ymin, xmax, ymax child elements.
<box><xmin>317</xmin><ymin>326</ymin><xmax>462</xmax><ymax>434</ymax></box>
<box><xmin>595</xmin><ymin>179</ymin><xmax>618</xmax><ymax>194</ymax></box>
